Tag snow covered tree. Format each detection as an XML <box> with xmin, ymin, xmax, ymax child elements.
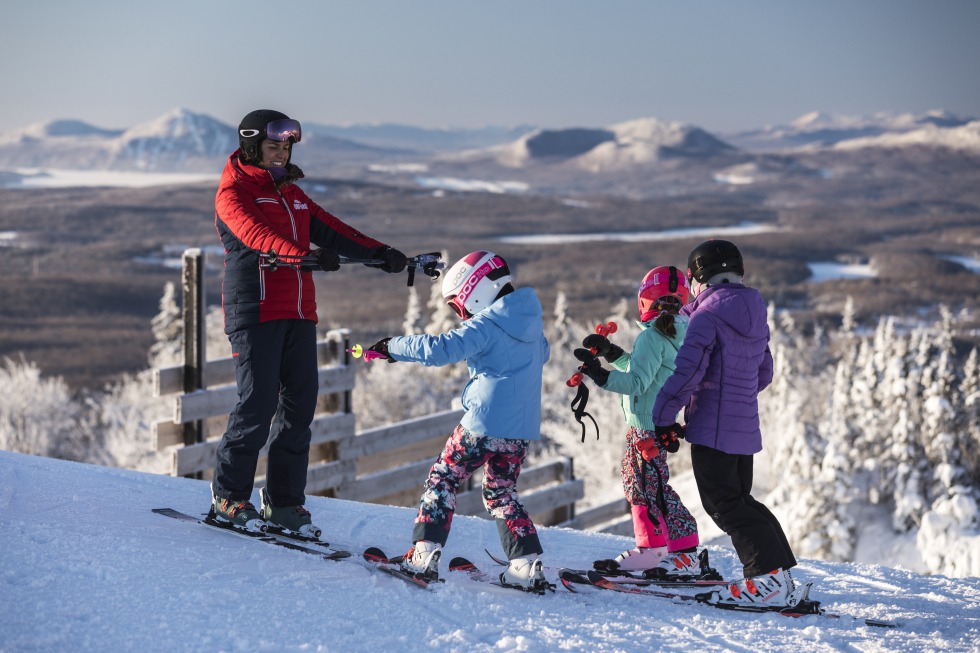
<box><xmin>401</xmin><ymin>285</ymin><xmax>423</xmax><ymax>335</ymax></box>
<box><xmin>148</xmin><ymin>282</ymin><xmax>182</xmax><ymax>368</ymax></box>
<box><xmin>0</xmin><ymin>356</ymin><xmax>87</xmax><ymax>461</ymax></box>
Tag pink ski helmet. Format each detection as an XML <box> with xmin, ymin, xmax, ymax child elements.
<box><xmin>638</xmin><ymin>265</ymin><xmax>689</xmax><ymax>322</ymax></box>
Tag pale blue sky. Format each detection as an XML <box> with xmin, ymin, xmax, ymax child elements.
<box><xmin>2</xmin><ymin>1</ymin><xmax>978</xmax><ymax>133</ymax></box>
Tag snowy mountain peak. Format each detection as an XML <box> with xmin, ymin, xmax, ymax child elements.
<box><xmin>486</xmin><ymin>117</ymin><xmax>734</xmax><ymax>170</ymax></box>
<box><xmin>791</xmin><ymin>110</ymin><xmax>836</xmax><ymax>129</ymax></box>
<box><xmin>0</xmin><ymin>118</ymin><xmax>122</xmax><ymax>145</ymax></box>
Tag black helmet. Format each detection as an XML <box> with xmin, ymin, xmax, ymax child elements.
<box><xmin>237</xmin><ymin>109</ymin><xmax>302</xmax><ymax>163</ymax></box>
<box><xmin>686</xmin><ymin>239</ymin><xmax>744</xmax><ymax>283</ymax></box>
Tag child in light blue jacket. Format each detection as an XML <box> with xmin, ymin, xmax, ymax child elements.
<box><xmin>366</xmin><ymin>250</ymin><xmax>551</xmax><ymax>592</ymax></box>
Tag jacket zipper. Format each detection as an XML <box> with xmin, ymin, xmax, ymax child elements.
<box><xmin>277</xmin><ymin>185</ymin><xmax>305</xmax><ymax>320</ymax></box>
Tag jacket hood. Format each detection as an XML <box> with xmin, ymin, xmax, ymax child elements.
<box><xmin>475</xmin><ymin>287</ymin><xmax>544</xmax><ymax>343</ymax></box>
<box><xmin>685</xmin><ymin>284</ymin><xmax>767</xmax><ymax>338</ymax></box>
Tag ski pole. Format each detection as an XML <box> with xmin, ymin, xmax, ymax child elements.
<box><xmin>258</xmin><ymin>250</ymin><xmax>445</xmax><ymax>287</ymax></box>
<box><xmin>588</xmin><ymin>321</ymin><xmax>618</xmax><ymax>354</ymax></box>
<box><xmin>346</xmin><ymin>344</ymin><xmax>389</xmax><ymax>361</ymax></box>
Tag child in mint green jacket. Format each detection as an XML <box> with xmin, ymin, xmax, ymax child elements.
<box><xmin>574</xmin><ymin>265</ymin><xmax>709</xmax><ymax>580</ymax></box>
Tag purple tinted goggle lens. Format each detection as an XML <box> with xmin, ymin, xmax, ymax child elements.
<box><xmin>265</xmin><ymin>119</ymin><xmax>302</xmax><ymax>142</ymax></box>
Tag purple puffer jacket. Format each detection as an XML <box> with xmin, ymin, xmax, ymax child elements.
<box><xmin>651</xmin><ymin>284</ymin><xmax>773</xmax><ymax>455</ymax></box>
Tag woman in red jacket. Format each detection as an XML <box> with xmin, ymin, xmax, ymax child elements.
<box><xmin>210</xmin><ymin>109</ymin><xmax>408</xmax><ymax>538</ymax></box>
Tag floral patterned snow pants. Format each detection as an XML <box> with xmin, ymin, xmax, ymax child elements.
<box><xmin>622</xmin><ymin>427</ymin><xmax>699</xmax><ymax>550</ymax></box>
<box><xmin>412</xmin><ymin>425</ymin><xmax>543</xmax><ymax>559</ymax></box>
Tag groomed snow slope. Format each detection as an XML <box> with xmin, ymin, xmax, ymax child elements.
<box><xmin>2</xmin><ymin>450</ymin><xmax>978</xmax><ymax>653</ymax></box>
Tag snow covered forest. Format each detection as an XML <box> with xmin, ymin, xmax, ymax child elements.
<box><xmin>1</xmin><ymin>280</ymin><xmax>978</xmax><ymax>578</ymax></box>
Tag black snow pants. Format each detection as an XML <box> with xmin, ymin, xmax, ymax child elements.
<box><xmin>212</xmin><ymin>319</ymin><xmax>318</xmax><ymax>507</ymax></box>
<box><xmin>690</xmin><ymin>443</ymin><xmax>797</xmax><ymax>578</ymax></box>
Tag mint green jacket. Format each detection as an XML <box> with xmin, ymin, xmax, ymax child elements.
<box><xmin>600</xmin><ymin>315</ymin><xmax>688</xmax><ymax>432</ymax></box>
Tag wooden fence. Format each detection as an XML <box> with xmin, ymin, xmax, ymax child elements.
<box><xmin>152</xmin><ymin>249</ymin><xmax>632</xmax><ymax>532</ymax></box>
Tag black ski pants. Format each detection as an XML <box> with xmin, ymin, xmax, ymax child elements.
<box><xmin>690</xmin><ymin>444</ymin><xmax>797</xmax><ymax>578</ymax></box>
<box><xmin>212</xmin><ymin>319</ymin><xmax>318</xmax><ymax>507</ymax></box>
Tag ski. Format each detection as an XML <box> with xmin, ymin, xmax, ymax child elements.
<box><xmin>488</xmin><ymin>548</ymin><xmax>725</xmax><ymax>588</ymax></box>
<box><xmin>584</xmin><ymin>571</ymin><xmax>900</xmax><ymax>628</ymax></box>
<box><xmin>450</xmin><ymin>557</ymin><xmax>555</xmax><ymax>595</ymax></box>
<box><xmin>362</xmin><ymin>547</ymin><xmax>441</xmax><ymax>590</ymax></box>
<box><xmin>152</xmin><ymin>508</ymin><xmax>351</xmax><ymax>560</ymax></box>
<box><xmin>558</xmin><ymin>567</ymin><xmax>726</xmax><ymax>589</ymax></box>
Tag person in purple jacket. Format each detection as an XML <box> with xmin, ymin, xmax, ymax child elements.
<box><xmin>652</xmin><ymin>239</ymin><xmax>806</xmax><ymax>611</ymax></box>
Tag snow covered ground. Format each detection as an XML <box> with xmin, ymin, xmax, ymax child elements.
<box><xmin>3</xmin><ymin>450</ymin><xmax>979</xmax><ymax>653</ymax></box>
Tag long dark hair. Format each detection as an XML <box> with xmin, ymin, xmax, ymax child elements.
<box><xmin>653</xmin><ymin>297</ymin><xmax>683</xmax><ymax>338</ymax></box>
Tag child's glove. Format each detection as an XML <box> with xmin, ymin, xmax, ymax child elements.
<box><xmin>582</xmin><ymin>334</ymin><xmax>625</xmax><ymax>362</ymax></box>
<box><xmin>654</xmin><ymin>422</ymin><xmax>684</xmax><ymax>453</ymax></box>
<box><xmin>573</xmin><ymin>348</ymin><xmax>609</xmax><ymax>386</ymax></box>
<box><xmin>635</xmin><ymin>437</ymin><xmax>661</xmax><ymax>462</ymax></box>
<box><xmin>366</xmin><ymin>337</ymin><xmax>396</xmax><ymax>363</ymax></box>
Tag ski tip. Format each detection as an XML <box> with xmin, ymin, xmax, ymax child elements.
<box><xmin>363</xmin><ymin>547</ymin><xmax>388</xmax><ymax>563</ymax></box>
<box><xmin>448</xmin><ymin>557</ymin><xmax>476</xmax><ymax>572</ymax></box>
<box><xmin>586</xmin><ymin>570</ymin><xmax>611</xmax><ymax>586</ymax></box>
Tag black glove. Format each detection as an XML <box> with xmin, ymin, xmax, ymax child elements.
<box><xmin>573</xmin><ymin>348</ymin><xmax>609</xmax><ymax>387</ymax></box>
<box><xmin>654</xmin><ymin>422</ymin><xmax>684</xmax><ymax>454</ymax></box>
<box><xmin>371</xmin><ymin>247</ymin><xmax>407</xmax><ymax>274</ymax></box>
<box><xmin>312</xmin><ymin>248</ymin><xmax>340</xmax><ymax>272</ymax></box>
<box><xmin>367</xmin><ymin>337</ymin><xmax>395</xmax><ymax>363</ymax></box>
<box><xmin>582</xmin><ymin>334</ymin><xmax>625</xmax><ymax>362</ymax></box>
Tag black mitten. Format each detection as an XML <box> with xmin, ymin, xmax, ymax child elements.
<box><xmin>573</xmin><ymin>348</ymin><xmax>610</xmax><ymax>386</ymax></box>
<box><xmin>369</xmin><ymin>247</ymin><xmax>407</xmax><ymax>274</ymax></box>
<box><xmin>582</xmin><ymin>334</ymin><xmax>625</xmax><ymax>362</ymax></box>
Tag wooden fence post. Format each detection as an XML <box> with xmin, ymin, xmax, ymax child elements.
<box><xmin>181</xmin><ymin>248</ymin><xmax>206</xmax><ymax>455</ymax></box>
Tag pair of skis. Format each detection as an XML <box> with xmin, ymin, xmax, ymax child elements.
<box><xmin>152</xmin><ymin>508</ymin><xmax>351</xmax><ymax>561</ymax></box>
<box><xmin>362</xmin><ymin>547</ymin><xmax>555</xmax><ymax>595</ymax></box>
<box><xmin>558</xmin><ymin>566</ymin><xmax>899</xmax><ymax>628</ymax></box>
<box><xmin>153</xmin><ymin>509</ymin><xmax>899</xmax><ymax>627</ymax></box>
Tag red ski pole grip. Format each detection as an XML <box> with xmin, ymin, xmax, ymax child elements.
<box><xmin>595</xmin><ymin>321</ymin><xmax>618</xmax><ymax>337</ymax></box>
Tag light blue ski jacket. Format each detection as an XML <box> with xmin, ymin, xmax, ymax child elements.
<box><xmin>386</xmin><ymin>287</ymin><xmax>550</xmax><ymax>440</ymax></box>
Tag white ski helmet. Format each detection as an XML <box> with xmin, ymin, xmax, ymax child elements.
<box><xmin>442</xmin><ymin>250</ymin><xmax>513</xmax><ymax>319</ymax></box>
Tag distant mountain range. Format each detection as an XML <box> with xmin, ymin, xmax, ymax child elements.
<box><xmin>722</xmin><ymin>109</ymin><xmax>977</xmax><ymax>151</ymax></box>
<box><xmin>0</xmin><ymin>107</ymin><xmax>976</xmax><ymax>191</ymax></box>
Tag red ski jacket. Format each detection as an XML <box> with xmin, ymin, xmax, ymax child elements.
<box><xmin>215</xmin><ymin>151</ymin><xmax>385</xmax><ymax>333</ymax></box>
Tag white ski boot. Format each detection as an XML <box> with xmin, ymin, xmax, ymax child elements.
<box><xmin>697</xmin><ymin>568</ymin><xmax>803</xmax><ymax>609</ymax></box>
<box><xmin>400</xmin><ymin>540</ymin><xmax>442</xmax><ymax>581</ymax></box>
<box><xmin>500</xmin><ymin>557</ymin><xmax>552</xmax><ymax>593</ymax></box>
<box><xmin>644</xmin><ymin>548</ymin><xmax>721</xmax><ymax>581</ymax></box>
<box><xmin>593</xmin><ymin>546</ymin><xmax>667</xmax><ymax>573</ymax></box>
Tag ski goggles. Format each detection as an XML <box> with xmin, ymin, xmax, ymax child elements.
<box><xmin>239</xmin><ymin>119</ymin><xmax>302</xmax><ymax>143</ymax></box>
<box><xmin>446</xmin><ymin>296</ymin><xmax>468</xmax><ymax>319</ymax></box>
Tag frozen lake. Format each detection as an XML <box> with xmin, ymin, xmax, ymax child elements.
<box><xmin>497</xmin><ymin>221</ymin><xmax>777</xmax><ymax>246</ymax></box>
<box><xmin>807</xmin><ymin>261</ymin><xmax>877</xmax><ymax>282</ymax></box>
